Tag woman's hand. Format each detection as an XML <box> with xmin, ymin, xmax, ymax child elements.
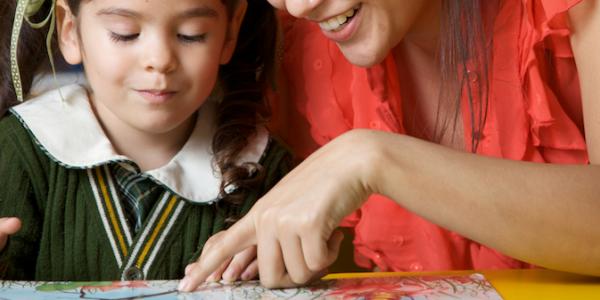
<box><xmin>0</xmin><ymin>217</ymin><xmax>21</xmax><ymax>250</ymax></box>
<box><xmin>185</xmin><ymin>243</ymin><xmax>259</xmax><ymax>283</ymax></box>
<box><xmin>178</xmin><ymin>130</ymin><xmax>378</xmax><ymax>291</ymax></box>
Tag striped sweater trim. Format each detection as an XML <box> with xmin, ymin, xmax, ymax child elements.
<box><xmin>88</xmin><ymin>166</ymin><xmax>187</xmax><ymax>278</ymax></box>
<box><xmin>121</xmin><ymin>193</ymin><xmax>186</xmax><ymax>279</ymax></box>
<box><xmin>88</xmin><ymin>167</ymin><xmax>132</xmax><ymax>267</ymax></box>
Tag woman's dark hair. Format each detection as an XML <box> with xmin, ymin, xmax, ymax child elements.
<box><xmin>436</xmin><ymin>0</ymin><xmax>498</xmax><ymax>152</ymax></box>
<box><xmin>0</xmin><ymin>0</ymin><xmax>279</xmax><ymax>214</ymax></box>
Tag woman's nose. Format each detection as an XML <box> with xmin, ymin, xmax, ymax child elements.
<box><xmin>284</xmin><ymin>0</ymin><xmax>324</xmax><ymax>18</ymax></box>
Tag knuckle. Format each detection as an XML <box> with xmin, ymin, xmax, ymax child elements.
<box><xmin>258</xmin><ymin>212</ymin><xmax>273</xmax><ymax>227</ymax></box>
<box><xmin>278</xmin><ymin>212</ymin><xmax>294</xmax><ymax>224</ymax></box>
<box><xmin>237</xmin><ymin>250</ymin><xmax>255</xmax><ymax>263</ymax></box>
<box><xmin>185</xmin><ymin>272</ymin><xmax>200</xmax><ymax>284</ymax></box>
<box><xmin>260</xmin><ymin>276</ymin><xmax>279</xmax><ymax>289</ymax></box>
<box><xmin>204</xmin><ymin>235</ymin><xmax>223</xmax><ymax>251</ymax></box>
<box><xmin>290</xmin><ymin>271</ymin><xmax>312</xmax><ymax>285</ymax></box>
<box><xmin>225</xmin><ymin>263</ymin><xmax>240</xmax><ymax>275</ymax></box>
<box><xmin>277</xmin><ymin>223</ymin><xmax>294</xmax><ymax>235</ymax></box>
<box><xmin>306</xmin><ymin>257</ymin><xmax>328</xmax><ymax>272</ymax></box>
<box><xmin>203</xmin><ymin>239</ymin><xmax>216</xmax><ymax>251</ymax></box>
<box><xmin>299</xmin><ymin>214</ymin><xmax>321</xmax><ymax>231</ymax></box>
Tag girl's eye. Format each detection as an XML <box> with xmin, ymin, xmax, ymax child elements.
<box><xmin>178</xmin><ymin>34</ymin><xmax>207</xmax><ymax>43</ymax></box>
<box><xmin>109</xmin><ymin>32</ymin><xmax>139</xmax><ymax>43</ymax></box>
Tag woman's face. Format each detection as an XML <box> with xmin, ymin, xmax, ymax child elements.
<box><xmin>268</xmin><ymin>0</ymin><xmax>436</xmax><ymax>67</ymax></box>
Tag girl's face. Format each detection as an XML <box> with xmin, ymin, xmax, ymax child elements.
<box><xmin>57</xmin><ymin>0</ymin><xmax>245</xmax><ymax>135</ymax></box>
<box><xmin>268</xmin><ymin>0</ymin><xmax>437</xmax><ymax>67</ymax></box>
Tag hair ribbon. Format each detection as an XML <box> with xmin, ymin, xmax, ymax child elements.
<box><xmin>11</xmin><ymin>0</ymin><xmax>58</xmax><ymax>102</ymax></box>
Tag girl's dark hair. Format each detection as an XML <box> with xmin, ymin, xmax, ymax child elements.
<box><xmin>437</xmin><ymin>0</ymin><xmax>498</xmax><ymax>152</ymax></box>
<box><xmin>1</xmin><ymin>0</ymin><xmax>278</xmax><ymax>213</ymax></box>
<box><xmin>213</xmin><ymin>0</ymin><xmax>277</xmax><ymax>211</ymax></box>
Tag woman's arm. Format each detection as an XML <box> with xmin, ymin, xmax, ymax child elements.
<box><xmin>369</xmin><ymin>130</ymin><xmax>600</xmax><ymax>276</ymax></box>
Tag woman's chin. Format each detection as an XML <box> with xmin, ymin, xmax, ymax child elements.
<box><xmin>338</xmin><ymin>44</ymin><xmax>389</xmax><ymax>67</ymax></box>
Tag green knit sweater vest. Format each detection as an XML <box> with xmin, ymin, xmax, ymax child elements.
<box><xmin>0</xmin><ymin>114</ymin><xmax>292</xmax><ymax>281</ymax></box>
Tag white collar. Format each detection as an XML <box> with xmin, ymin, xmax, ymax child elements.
<box><xmin>11</xmin><ymin>84</ymin><xmax>269</xmax><ymax>203</ymax></box>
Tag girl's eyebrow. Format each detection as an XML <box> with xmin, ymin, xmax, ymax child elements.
<box><xmin>96</xmin><ymin>7</ymin><xmax>142</xmax><ymax>18</ymax></box>
<box><xmin>96</xmin><ymin>6</ymin><xmax>219</xmax><ymax>19</ymax></box>
<box><xmin>180</xmin><ymin>6</ymin><xmax>219</xmax><ymax>19</ymax></box>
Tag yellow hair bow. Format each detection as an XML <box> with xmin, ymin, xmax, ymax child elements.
<box><xmin>11</xmin><ymin>0</ymin><xmax>58</xmax><ymax>102</ymax></box>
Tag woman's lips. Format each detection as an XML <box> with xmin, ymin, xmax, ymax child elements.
<box><xmin>318</xmin><ymin>4</ymin><xmax>363</xmax><ymax>43</ymax></box>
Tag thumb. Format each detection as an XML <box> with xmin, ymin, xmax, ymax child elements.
<box><xmin>325</xmin><ymin>230</ymin><xmax>344</xmax><ymax>266</ymax></box>
<box><xmin>0</xmin><ymin>218</ymin><xmax>22</xmax><ymax>250</ymax></box>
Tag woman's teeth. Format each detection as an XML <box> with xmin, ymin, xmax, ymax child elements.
<box><xmin>318</xmin><ymin>5</ymin><xmax>360</xmax><ymax>32</ymax></box>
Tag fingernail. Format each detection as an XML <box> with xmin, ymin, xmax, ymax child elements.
<box><xmin>241</xmin><ymin>271</ymin><xmax>251</xmax><ymax>281</ymax></box>
<box><xmin>206</xmin><ymin>273</ymin><xmax>217</xmax><ymax>282</ymax></box>
<box><xmin>178</xmin><ymin>278</ymin><xmax>190</xmax><ymax>291</ymax></box>
<box><xmin>222</xmin><ymin>268</ymin><xmax>235</xmax><ymax>282</ymax></box>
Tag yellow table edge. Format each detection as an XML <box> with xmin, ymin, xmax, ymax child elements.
<box><xmin>324</xmin><ymin>269</ymin><xmax>600</xmax><ymax>300</ymax></box>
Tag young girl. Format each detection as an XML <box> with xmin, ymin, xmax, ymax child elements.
<box><xmin>181</xmin><ymin>0</ymin><xmax>600</xmax><ymax>290</ymax></box>
<box><xmin>0</xmin><ymin>0</ymin><xmax>291</xmax><ymax>281</ymax></box>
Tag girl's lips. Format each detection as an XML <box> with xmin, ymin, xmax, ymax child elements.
<box><xmin>319</xmin><ymin>5</ymin><xmax>363</xmax><ymax>43</ymax></box>
<box><xmin>136</xmin><ymin>90</ymin><xmax>177</xmax><ymax>104</ymax></box>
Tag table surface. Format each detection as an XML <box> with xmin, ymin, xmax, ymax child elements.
<box><xmin>0</xmin><ymin>269</ymin><xmax>597</xmax><ymax>299</ymax></box>
<box><xmin>325</xmin><ymin>269</ymin><xmax>600</xmax><ymax>299</ymax></box>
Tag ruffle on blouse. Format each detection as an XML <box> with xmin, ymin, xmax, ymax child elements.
<box><xmin>488</xmin><ymin>0</ymin><xmax>587</xmax><ymax>163</ymax></box>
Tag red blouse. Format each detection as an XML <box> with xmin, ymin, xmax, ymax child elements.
<box><xmin>269</xmin><ymin>0</ymin><xmax>588</xmax><ymax>272</ymax></box>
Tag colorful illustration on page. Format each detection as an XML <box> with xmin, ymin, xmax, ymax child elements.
<box><xmin>0</xmin><ymin>273</ymin><xmax>503</xmax><ymax>299</ymax></box>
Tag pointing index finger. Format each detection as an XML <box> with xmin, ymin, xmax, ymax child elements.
<box><xmin>179</xmin><ymin>215</ymin><xmax>257</xmax><ymax>292</ymax></box>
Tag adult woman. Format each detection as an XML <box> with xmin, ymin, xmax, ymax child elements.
<box><xmin>179</xmin><ymin>0</ymin><xmax>600</xmax><ymax>290</ymax></box>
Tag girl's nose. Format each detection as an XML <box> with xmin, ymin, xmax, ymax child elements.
<box><xmin>143</xmin><ymin>38</ymin><xmax>177</xmax><ymax>74</ymax></box>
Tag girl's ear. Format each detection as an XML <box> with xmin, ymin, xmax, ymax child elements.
<box><xmin>220</xmin><ymin>0</ymin><xmax>248</xmax><ymax>64</ymax></box>
<box><xmin>56</xmin><ymin>0</ymin><xmax>82</xmax><ymax>65</ymax></box>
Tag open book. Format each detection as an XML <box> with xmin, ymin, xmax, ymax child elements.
<box><xmin>0</xmin><ymin>273</ymin><xmax>503</xmax><ymax>299</ymax></box>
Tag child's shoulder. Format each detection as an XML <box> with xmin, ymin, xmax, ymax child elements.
<box><xmin>0</xmin><ymin>112</ymin><xmax>29</xmax><ymax>141</ymax></box>
<box><xmin>7</xmin><ymin>84</ymin><xmax>120</xmax><ymax>168</ymax></box>
<box><xmin>0</xmin><ymin>112</ymin><xmax>49</xmax><ymax>168</ymax></box>
<box><xmin>0</xmin><ymin>84</ymin><xmax>96</xmax><ymax>166</ymax></box>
